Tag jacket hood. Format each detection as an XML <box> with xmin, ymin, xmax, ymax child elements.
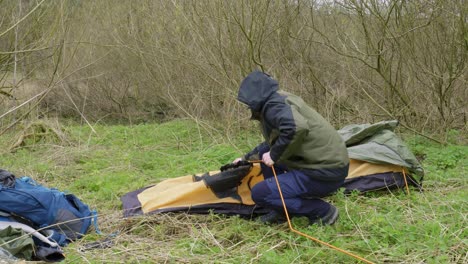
<box><xmin>237</xmin><ymin>71</ymin><xmax>279</xmax><ymax>112</ymax></box>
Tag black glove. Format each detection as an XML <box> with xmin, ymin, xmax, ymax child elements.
<box><xmin>220</xmin><ymin>160</ymin><xmax>251</xmax><ymax>172</ymax></box>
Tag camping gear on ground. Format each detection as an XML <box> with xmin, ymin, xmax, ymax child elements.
<box><xmin>0</xmin><ymin>217</ymin><xmax>59</xmax><ymax>248</ymax></box>
<box><xmin>0</xmin><ymin>176</ymin><xmax>94</xmax><ymax>245</ymax></box>
<box><xmin>78</xmin><ymin>235</ymin><xmax>115</xmax><ymax>252</ymax></box>
<box><xmin>121</xmin><ymin>120</ymin><xmax>423</xmax><ymax>218</ymax></box>
<box><xmin>0</xmin><ymin>172</ymin><xmax>97</xmax><ymax>261</ymax></box>
<box><xmin>0</xmin><ymin>217</ymin><xmax>65</xmax><ymax>262</ymax></box>
<box><xmin>0</xmin><ymin>169</ymin><xmax>15</xmax><ymax>188</ymax></box>
<box><xmin>0</xmin><ymin>247</ymin><xmax>18</xmax><ymax>262</ymax></box>
<box><xmin>0</xmin><ymin>225</ymin><xmax>35</xmax><ymax>261</ymax></box>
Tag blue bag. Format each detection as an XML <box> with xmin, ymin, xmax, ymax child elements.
<box><xmin>0</xmin><ymin>176</ymin><xmax>96</xmax><ymax>246</ymax></box>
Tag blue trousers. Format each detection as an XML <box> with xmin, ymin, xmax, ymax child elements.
<box><xmin>252</xmin><ymin>162</ymin><xmax>347</xmax><ymax>219</ymax></box>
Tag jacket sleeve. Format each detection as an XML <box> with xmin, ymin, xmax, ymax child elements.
<box><xmin>266</xmin><ymin>104</ymin><xmax>309</xmax><ymax>162</ymax></box>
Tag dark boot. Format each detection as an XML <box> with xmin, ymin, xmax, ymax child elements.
<box><xmin>309</xmin><ymin>204</ymin><xmax>339</xmax><ymax>226</ymax></box>
<box><xmin>258</xmin><ymin>210</ymin><xmax>287</xmax><ymax>224</ymax></box>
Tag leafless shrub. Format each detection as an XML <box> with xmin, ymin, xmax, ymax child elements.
<box><xmin>1</xmin><ymin>0</ymin><xmax>466</xmax><ymax>139</ymax></box>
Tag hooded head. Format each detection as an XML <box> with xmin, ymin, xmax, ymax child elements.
<box><xmin>237</xmin><ymin>71</ymin><xmax>279</xmax><ymax>113</ymax></box>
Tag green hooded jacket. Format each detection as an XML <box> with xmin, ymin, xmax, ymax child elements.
<box><xmin>238</xmin><ymin>71</ymin><xmax>349</xmax><ymax>178</ymax></box>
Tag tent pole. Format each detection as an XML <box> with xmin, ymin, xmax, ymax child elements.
<box><xmin>402</xmin><ymin>169</ymin><xmax>410</xmax><ymax>195</ymax></box>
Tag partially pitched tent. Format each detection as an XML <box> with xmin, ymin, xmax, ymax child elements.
<box><xmin>121</xmin><ymin>120</ymin><xmax>423</xmax><ymax>218</ymax></box>
<box><xmin>341</xmin><ymin>120</ymin><xmax>423</xmax><ymax>192</ymax></box>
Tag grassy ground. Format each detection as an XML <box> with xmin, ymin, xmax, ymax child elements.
<box><xmin>0</xmin><ymin>119</ymin><xmax>466</xmax><ymax>263</ymax></box>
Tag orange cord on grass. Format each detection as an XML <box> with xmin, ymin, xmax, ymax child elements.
<box><xmin>248</xmin><ymin>160</ymin><xmax>375</xmax><ymax>264</ymax></box>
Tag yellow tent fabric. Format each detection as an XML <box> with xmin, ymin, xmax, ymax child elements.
<box><xmin>137</xmin><ymin>160</ymin><xmax>408</xmax><ymax>214</ymax></box>
<box><xmin>347</xmin><ymin>159</ymin><xmax>406</xmax><ymax>179</ymax></box>
<box><xmin>139</xmin><ymin>164</ymin><xmax>264</xmax><ymax>214</ymax></box>
<box><xmin>122</xmin><ymin>160</ymin><xmax>417</xmax><ymax>217</ymax></box>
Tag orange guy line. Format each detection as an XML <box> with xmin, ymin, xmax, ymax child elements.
<box><xmin>248</xmin><ymin>160</ymin><xmax>375</xmax><ymax>264</ymax></box>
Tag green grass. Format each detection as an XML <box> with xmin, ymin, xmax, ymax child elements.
<box><xmin>0</xmin><ymin>119</ymin><xmax>466</xmax><ymax>263</ymax></box>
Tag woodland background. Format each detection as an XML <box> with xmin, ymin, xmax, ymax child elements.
<box><xmin>0</xmin><ymin>0</ymin><xmax>466</xmax><ymax>141</ymax></box>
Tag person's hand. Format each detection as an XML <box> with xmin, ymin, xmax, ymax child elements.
<box><xmin>232</xmin><ymin>157</ymin><xmax>244</xmax><ymax>164</ymax></box>
<box><xmin>262</xmin><ymin>152</ymin><xmax>274</xmax><ymax>167</ymax></box>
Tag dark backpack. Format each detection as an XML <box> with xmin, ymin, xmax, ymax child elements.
<box><xmin>0</xmin><ymin>173</ymin><xmax>96</xmax><ymax>246</ymax></box>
